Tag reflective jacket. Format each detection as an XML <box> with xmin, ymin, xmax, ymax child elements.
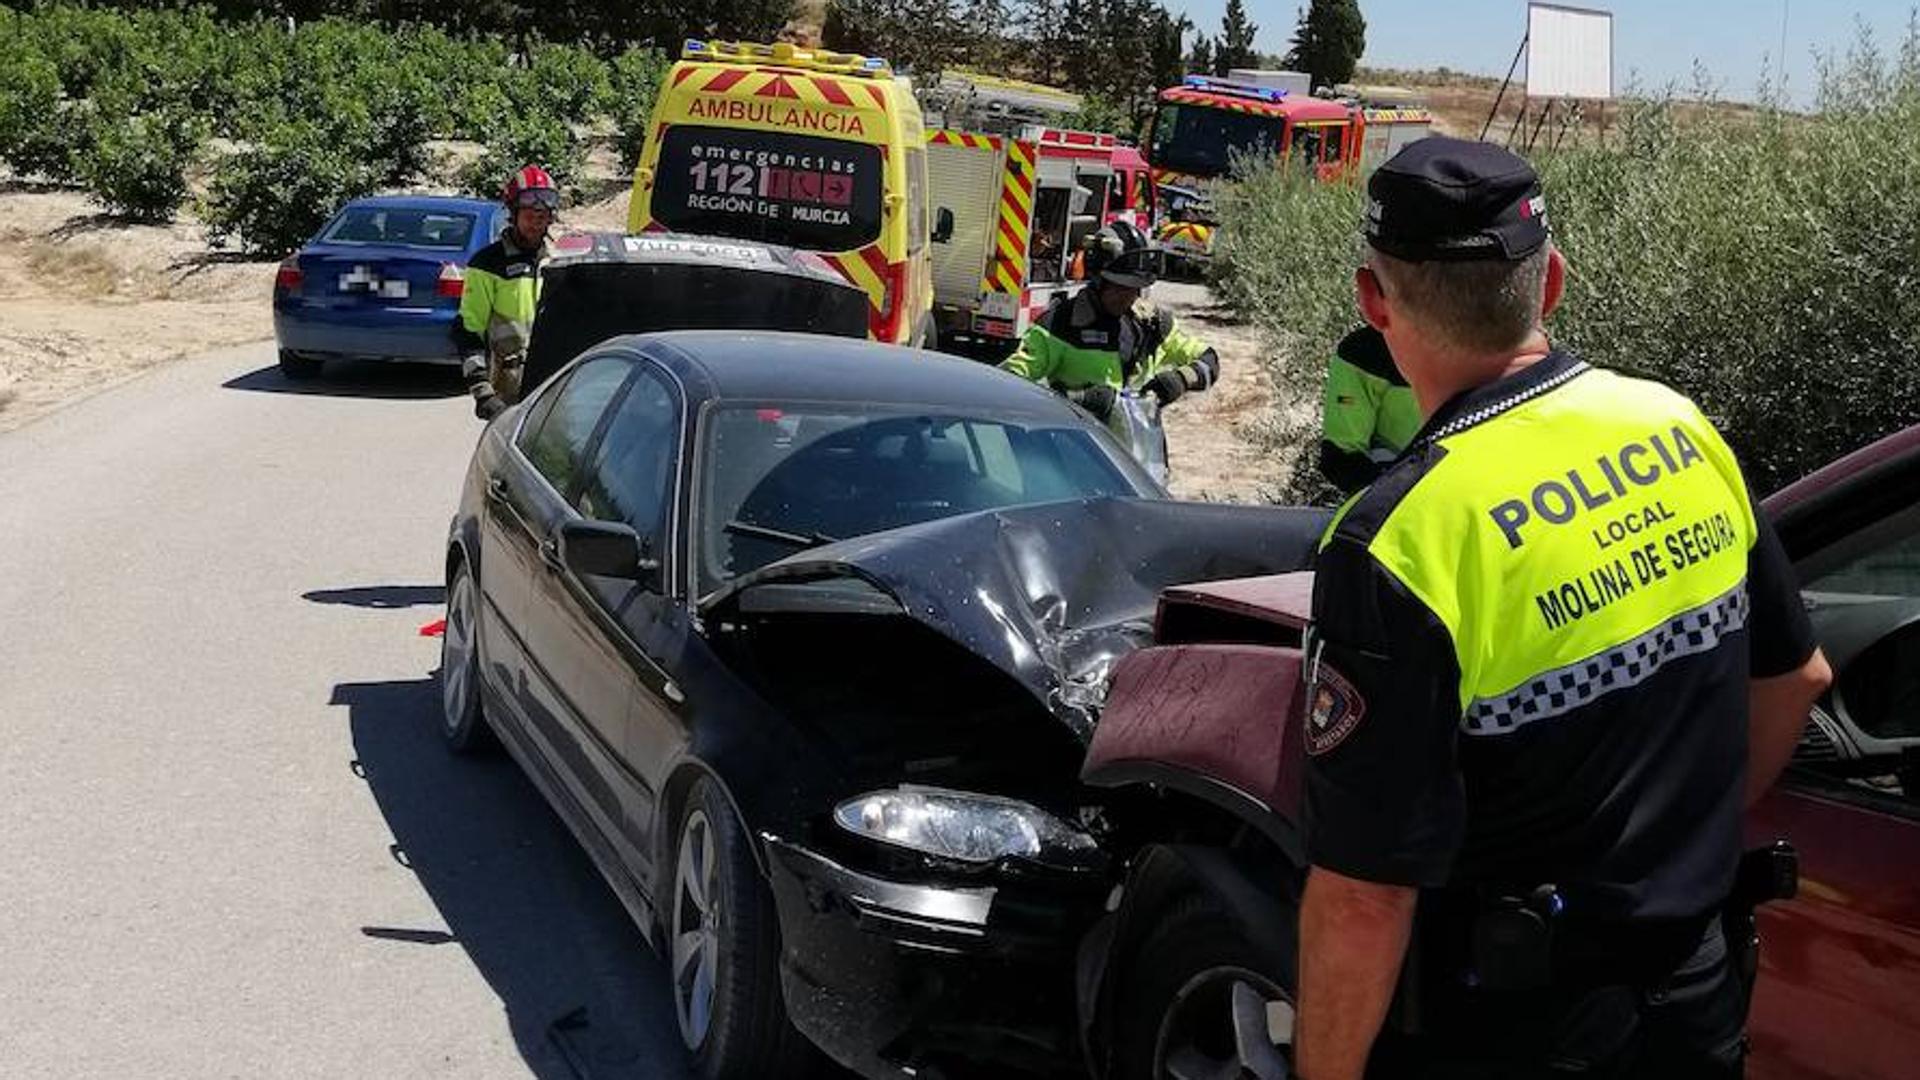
<box><xmin>1000</xmin><ymin>288</ymin><xmax>1218</xmax><ymax>393</ymax></box>
<box><xmin>452</xmin><ymin>228</ymin><xmax>548</xmax><ymax>402</ymax></box>
<box><xmin>1319</xmin><ymin>325</ymin><xmax>1423</xmax><ymax>493</ymax></box>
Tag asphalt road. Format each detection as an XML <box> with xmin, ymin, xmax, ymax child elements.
<box><xmin>0</xmin><ymin>347</ymin><xmax>691</xmax><ymax>1079</ymax></box>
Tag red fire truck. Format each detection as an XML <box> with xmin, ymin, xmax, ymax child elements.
<box><xmin>920</xmin><ymin>72</ymin><xmax>1153</xmax><ymax>354</ymax></box>
<box><xmin>1147</xmin><ymin>74</ymin><xmax>1433</xmax><ymax>266</ymax></box>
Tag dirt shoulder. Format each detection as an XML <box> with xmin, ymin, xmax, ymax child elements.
<box><xmin>0</xmin><ymin>187</ymin><xmax>275</xmax><ymax>432</ymax></box>
<box><xmin>1153</xmin><ymin>279</ymin><xmax>1285</xmax><ymax>503</ymax></box>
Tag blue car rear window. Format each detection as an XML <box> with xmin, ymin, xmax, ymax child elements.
<box><xmin>323</xmin><ymin>208</ymin><xmax>477</xmax><ymax>249</ymax></box>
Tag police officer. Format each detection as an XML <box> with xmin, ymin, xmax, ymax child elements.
<box><xmin>1318</xmin><ymin>324</ymin><xmax>1422</xmax><ymax>494</ymax></box>
<box><xmin>454</xmin><ymin>165</ymin><xmax>558</xmax><ymax>420</ymax></box>
<box><xmin>1000</xmin><ymin>221</ymin><xmax>1220</xmax><ymax>424</ymax></box>
<box><xmin>1294</xmin><ymin>137</ymin><xmax>1833</xmax><ymax>1080</ymax></box>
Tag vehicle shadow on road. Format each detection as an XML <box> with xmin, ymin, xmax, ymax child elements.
<box><xmin>224</xmin><ymin>362</ymin><xmax>468</xmax><ymax>400</ymax></box>
<box><xmin>304</xmin><ymin>585</ymin><xmax>445</xmax><ymax>609</ymax></box>
<box><xmin>334</xmin><ymin>675</ymin><xmax>692</xmax><ymax>1080</ymax></box>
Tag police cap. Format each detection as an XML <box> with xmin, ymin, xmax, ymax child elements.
<box><xmin>1364</xmin><ymin>136</ymin><xmax>1548</xmax><ymax>263</ymax></box>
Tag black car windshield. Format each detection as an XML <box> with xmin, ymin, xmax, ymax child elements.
<box><xmin>650</xmin><ymin>126</ymin><xmax>884</xmax><ymax>252</ymax></box>
<box><xmin>699</xmin><ymin>404</ymin><xmax>1143</xmax><ymax>592</ymax></box>
<box><xmin>1149</xmin><ymin>103</ymin><xmax>1285</xmax><ymax>177</ymax></box>
<box><xmin>322</xmin><ymin>207</ymin><xmax>478</xmax><ymax>249</ymax></box>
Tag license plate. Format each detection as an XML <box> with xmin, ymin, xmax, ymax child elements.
<box><xmin>338</xmin><ymin>265</ymin><xmax>409</xmax><ymax>299</ymax></box>
<box><xmin>979</xmin><ymin>292</ymin><xmax>1018</xmax><ymax>320</ymax></box>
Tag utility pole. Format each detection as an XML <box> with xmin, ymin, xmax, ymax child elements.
<box><xmin>1780</xmin><ymin>1</ymin><xmax>1790</xmax><ymax>87</ymax></box>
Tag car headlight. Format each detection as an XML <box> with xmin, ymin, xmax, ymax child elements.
<box><xmin>833</xmin><ymin>786</ymin><xmax>1099</xmax><ymax>868</ymax></box>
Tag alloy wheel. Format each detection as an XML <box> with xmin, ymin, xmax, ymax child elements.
<box><xmin>441</xmin><ymin>572</ymin><xmax>477</xmax><ymax>734</ymax></box>
<box><xmin>1155</xmin><ymin>968</ymin><xmax>1295</xmax><ymax>1080</ymax></box>
<box><xmin>671</xmin><ymin>807</ymin><xmax>724</xmax><ymax>1052</ymax></box>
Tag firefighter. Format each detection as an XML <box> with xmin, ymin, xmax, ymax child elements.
<box><xmin>1318</xmin><ymin>323</ymin><xmax>1422</xmax><ymax>494</ymax></box>
<box><xmin>1294</xmin><ymin>137</ymin><xmax>1832</xmax><ymax>1080</ymax></box>
<box><xmin>453</xmin><ymin>165</ymin><xmax>558</xmax><ymax>420</ymax></box>
<box><xmin>1000</xmin><ymin>221</ymin><xmax>1220</xmax><ymax>423</ymax></box>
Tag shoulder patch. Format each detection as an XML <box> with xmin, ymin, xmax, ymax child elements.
<box><xmin>1305</xmin><ymin>651</ymin><xmax>1366</xmax><ymax>756</ymax></box>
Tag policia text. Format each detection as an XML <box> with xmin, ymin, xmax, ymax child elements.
<box><xmin>1488</xmin><ymin>423</ymin><xmax>1707</xmax><ymax>549</ymax></box>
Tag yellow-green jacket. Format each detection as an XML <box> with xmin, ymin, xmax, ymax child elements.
<box><xmin>1001</xmin><ymin>288</ymin><xmax>1219</xmax><ymax>395</ymax></box>
<box><xmin>452</xmin><ymin>228</ymin><xmax>548</xmax><ymax>407</ymax></box>
<box><xmin>1319</xmin><ymin>325</ymin><xmax>1423</xmax><ymax>493</ymax></box>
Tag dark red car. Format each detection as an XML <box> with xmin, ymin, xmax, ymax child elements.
<box><xmin>1746</xmin><ymin>425</ymin><xmax>1920</xmax><ymax>1080</ymax></box>
<box><xmin>1075</xmin><ymin>428</ymin><xmax>1920</xmax><ymax>1078</ymax></box>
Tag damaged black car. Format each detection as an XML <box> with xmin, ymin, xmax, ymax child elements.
<box><xmin>440</xmin><ymin>327</ymin><xmax>1327</xmax><ymax>1079</ymax></box>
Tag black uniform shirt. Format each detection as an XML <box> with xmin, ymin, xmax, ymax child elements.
<box><xmin>1304</xmin><ymin>352</ymin><xmax>1817</xmax><ymax>921</ymax></box>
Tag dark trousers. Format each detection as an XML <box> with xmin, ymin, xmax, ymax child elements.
<box><xmin>1371</xmin><ymin>920</ymin><xmax>1747</xmax><ymax>1078</ymax></box>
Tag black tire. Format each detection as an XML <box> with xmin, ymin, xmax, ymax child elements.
<box><xmin>438</xmin><ymin>563</ymin><xmax>496</xmax><ymax>754</ymax></box>
<box><xmin>1113</xmin><ymin>892</ymin><xmax>1297</xmax><ymax>1080</ymax></box>
<box><xmin>278</xmin><ymin>349</ymin><xmax>324</xmax><ymax>380</ymax></box>
<box><xmin>669</xmin><ymin>778</ymin><xmax>813</xmax><ymax>1080</ymax></box>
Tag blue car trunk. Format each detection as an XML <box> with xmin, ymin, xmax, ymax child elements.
<box><xmin>292</xmin><ymin>243</ymin><xmax>460</xmax><ymax>313</ymax></box>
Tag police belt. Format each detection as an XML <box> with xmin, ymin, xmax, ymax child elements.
<box><xmin>1422</xmin><ymin>843</ymin><xmax>1798</xmax><ymax>996</ymax></box>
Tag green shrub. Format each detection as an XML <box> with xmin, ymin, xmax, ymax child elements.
<box><xmin>1065</xmin><ymin>95</ymin><xmax>1137</xmax><ymax>138</ymax></box>
<box><xmin>202</xmin><ymin>122</ymin><xmax>381</xmax><ymax>254</ymax></box>
<box><xmin>20</xmin><ymin>4</ymin><xmax>135</xmax><ymax>103</ymax></box>
<box><xmin>610</xmin><ymin>47</ymin><xmax>669</xmax><ymax>174</ymax></box>
<box><xmin>1211</xmin><ymin>23</ymin><xmax>1920</xmax><ymax>500</ymax></box>
<box><xmin>1539</xmin><ymin>50</ymin><xmax>1920</xmax><ymax>493</ymax></box>
<box><xmin>76</xmin><ymin>97</ymin><xmax>208</xmax><ymax>221</ymax></box>
<box><xmin>430</xmin><ymin>34</ymin><xmax>518</xmax><ymax>143</ymax></box>
<box><xmin>521</xmin><ymin>41</ymin><xmax>614</xmax><ymax>121</ymax></box>
<box><xmin>357</xmin><ymin>63</ymin><xmax>443</xmax><ymax>186</ymax></box>
<box><xmin>460</xmin><ymin>112</ymin><xmax>586</xmax><ymax>200</ymax></box>
<box><xmin>0</xmin><ymin>52</ymin><xmax>78</xmax><ymax>182</ymax></box>
<box><xmin>1208</xmin><ymin>156</ymin><xmax>1363</xmax><ymax>501</ymax></box>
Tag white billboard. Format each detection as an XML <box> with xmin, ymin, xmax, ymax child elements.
<box><xmin>1526</xmin><ymin>3</ymin><xmax>1614</xmax><ymax>100</ymax></box>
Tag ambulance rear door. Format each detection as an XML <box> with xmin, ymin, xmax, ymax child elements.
<box><xmin>926</xmin><ymin>132</ymin><xmax>1005</xmax><ymax>313</ymax></box>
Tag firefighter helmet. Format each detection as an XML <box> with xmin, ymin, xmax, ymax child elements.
<box><xmin>503</xmin><ymin>165</ymin><xmax>560</xmax><ymax>211</ymax></box>
<box><xmin>1083</xmin><ymin>220</ymin><xmax>1162</xmax><ymax>289</ymax></box>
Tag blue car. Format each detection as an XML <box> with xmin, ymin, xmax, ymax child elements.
<box><xmin>272</xmin><ymin>195</ymin><xmax>506</xmax><ymax>380</ymax></box>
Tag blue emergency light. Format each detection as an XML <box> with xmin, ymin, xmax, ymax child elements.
<box><xmin>1182</xmin><ymin>75</ymin><xmax>1287</xmax><ymax>103</ymax></box>
<box><xmin>685</xmin><ymin>39</ymin><xmax>707</xmax><ymax>52</ymax></box>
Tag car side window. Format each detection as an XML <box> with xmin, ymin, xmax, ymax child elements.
<box><xmin>519</xmin><ymin>357</ymin><xmax>632</xmax><ymax>498</ymax></box>
<box><xmin>1792</xmin><ymin>500</ymin><xmax>1920</xmax><ymax>810</ymax></box>
<box><xmin>577</xmin><ymin>367</ymin><xmax>680</xmax><ymax>547</ymax></box>
<box><xmin>907</xmin><ymin>146</ymin><xmax>928</xmax><ymax>254</ymax></box>
<box><xmin>515</xmin><ymin>369</ymin><xmax>571</xmax><ymax>452</ymax></box>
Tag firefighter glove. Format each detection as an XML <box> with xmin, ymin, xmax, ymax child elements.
<box><xmin>1066</xmin><ymin>384</ymin><xmax>1118</xmax><ymax>421</ymax></box>
<box><xmin>1146</xmin><ymin>369</ymin><xmax>1188</xmax><ymax>405</ymax></box>
<box><xmin>473</xmin><ymin>389</ymin><xmax>506</xmax><ymax>421</ymax></box>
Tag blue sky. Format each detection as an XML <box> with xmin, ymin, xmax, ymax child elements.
<box><xmin>1169</xmin><ymin>1</ymin><xmax>1918</xmax><ymax>103</ymax></box>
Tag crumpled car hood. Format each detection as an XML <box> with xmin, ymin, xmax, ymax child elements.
<box><xmin>702</xmin><ymin>497</ymin><xmax>1330</xmax><ymax>739</ymax></box>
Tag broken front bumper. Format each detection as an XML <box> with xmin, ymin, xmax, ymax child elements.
<box><xmin>764</xmin><ymin>837</ymin><xmax>1105</xmax><ymax>1079</ymax></box>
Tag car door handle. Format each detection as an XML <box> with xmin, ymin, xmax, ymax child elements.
<box><xmin>487</xmin><ymin>476</ymin><xmax>509</xmax><ymax>502</ymax></box>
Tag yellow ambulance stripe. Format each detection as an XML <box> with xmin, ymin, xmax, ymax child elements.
<box><xmin>824</xmin><ymin>249</ymin><xmax>886</xmax><ymax>297</ymax></box>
